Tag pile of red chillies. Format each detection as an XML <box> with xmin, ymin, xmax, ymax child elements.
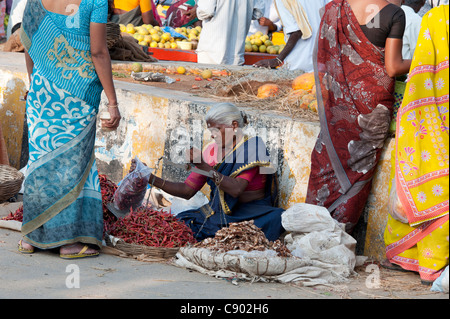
<box><xmin>108</xmin><ymin>206</ymin><xmax>197</xmax><ymax>248</ymax></box>
<box><xmin>100</xmin><ymin>174</ymin><xmax>119</xmax><ymax>234</ymax></box>
<box><xmin>1</xmin><ymin>205</ymin><xmax>23</xmax><ymax>222</ymax></box>
<box><xmin>1</xmin><ymin>174</ymin><xmax>195</xmax><ymax>248</ymax></box>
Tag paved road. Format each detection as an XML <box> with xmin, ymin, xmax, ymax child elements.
<box><xmin>0</xmin><ymin>202</ymin><xmax>447</xmax><ymax>304</ymax></box>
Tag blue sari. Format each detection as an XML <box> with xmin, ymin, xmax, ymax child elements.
<box><xmin>20</xmin><ymin>0</ymin><xmax>108</xmax><ymax>249</ymax></box>
<box><xmin>178</xmin><ymin>136</ymin><xmax>285</xmax><ymax>241</ymax></box>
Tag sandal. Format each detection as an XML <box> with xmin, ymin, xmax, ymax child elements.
<box><xmin>381</xmin><ymin>259</ymin><xmax>411</xmax><ymax>273</ymax></box>
<box><xmin>18</xmin><ymin>239</ymin><xmax>35</xmax><ymax>254</ymax></box>
<box><xmin>421</xmin><ymin>279</ymin><xmax>434</xmax><ymax>286</ymax></box>
<box><xmin>60</xmin><ymin>244</ymin><xmax>99</xmax><ymax>259</ymax></box>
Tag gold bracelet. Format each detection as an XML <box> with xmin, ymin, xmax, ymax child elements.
<box><xmin>160</xmin><ymin>179</ymin><xmax>166</xmax><ymax>189</ymax></box>
<box><xmin>107</xmin><ymin>103</ymin><xmax>119</xmax><ymax>108</ymax></box>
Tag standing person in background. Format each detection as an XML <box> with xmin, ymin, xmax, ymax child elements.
<box><xmin>305</xmin><ymin>0</ymin><xmax>411</xmax><ymax>234</ymax></box>
<box><xmin>253</xmin><ymin>0</ymin><xmax>329</xmax><ymax>71</ymax></box>
<box><xmin>419</xmin><ymin>0</ymin><xmax>449</xmax><ymax>16</ymax></box>
<box><xmin>196</xmin><ymin>0</ymin><xmax>255</xmax><ymax>65</ymax></box>
<box><xmin>383</xmin><ymin>4</ymin><xmax>449</xmax><ymax>285</ymax></box>
<box><xmin>401</xmin><ymin>0</ymin><xmax>426</xmax><ymax>59</ymax></box>
<box><xmin>18</xmin><ymin>0</ymin><xmax>120</xmax><ymax>258</ymax></box>
<box><xmin>5</xmin><ymin>0</ymin><xmax>27</xmax><ymax>39</ymax></box>
<box><xmin>111</xmin><ymin>0</ymin><xmax>158</xmax><ymax>26</ymax></box>
<box><xmin>248</xmin><ymin>0</ymin><xmax>281</xmax><ymax>36</ymax></box>
<box><xmin>166</xmin><ymin>0</ymin><xmax>201</xmax><ymax>28</ymax></box>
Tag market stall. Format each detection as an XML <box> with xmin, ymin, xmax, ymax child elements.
<box><xmin>114</xmin><ymin>23</ymin><xmax>285</xmax><ymax>66</ymax></box>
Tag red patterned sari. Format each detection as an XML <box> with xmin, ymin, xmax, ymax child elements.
<box><xmin>306</xmin><ymin>0</ymin><xmax>395</xmax><ymax>233</ymax></box>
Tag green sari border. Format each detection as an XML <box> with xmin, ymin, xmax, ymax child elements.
<box><xmin>23</xmin><ymin>235</ymin><xmax>102</xmax><ymax>250</ymax></box>
<box><xmin>21</xmin><ymin>152</ymin><xmax>96</xmax><ymax>236</ymax></box>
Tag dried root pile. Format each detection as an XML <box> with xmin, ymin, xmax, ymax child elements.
<box><xmin>195</xmin><ymin>220</ymin><xmax>292</xmax><ymax>257</ymax></box>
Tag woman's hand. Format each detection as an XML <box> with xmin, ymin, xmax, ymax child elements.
<box><xmin>254</xmin><ymin>58</ymin><xmax>282</xmax><ymax>69</ymax></box>
<box><xmin>188</xmin><ymin>147</ymin><xmax>212</xmax><ymax>171</ymax></box>
<box><xmin>185</xmin><ymin>5</ymin><xmax>198</xmax><ymax>20</ymax></box>
<box><xmin>129</xmin><ymin>158</ymin><xmax>148</xmax><ymax>173</ymax></box>
<box><xmin>101</xmin><ymin>106</ymin><xmax>121</xmax><ymax>130</ymax></box>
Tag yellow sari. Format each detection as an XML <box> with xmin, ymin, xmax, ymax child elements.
<box><xmin>384</xmin><ymin>5</ymin><xmax>449</xmax><ymax>283</ymax></box>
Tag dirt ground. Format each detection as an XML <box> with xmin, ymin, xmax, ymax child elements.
<box><xmin>0</xmin><ymin>201</ymin><xmax>447</xmax><ymax>300</ymax></box>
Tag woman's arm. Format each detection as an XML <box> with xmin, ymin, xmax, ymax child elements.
<box><xmin>90</xmin><ymin>22</ymin><xmax>121</xmax><ymax>129</ymax></box>
<box><xmin>129</xmin><ymin>159</ymin><xmax>198</xmax><ymax>200</ymax></box>
<box><xmin>151</xmin><ymin>171</ymin><xmax>249</xmax><ymax>199</ymax></box>
<box><xmin>24</xmin><ymin>49</ymin><xmax>34</xmax><ymax>83</ymax></box>
<box><xmin>150</xmin><ymin>174</ymin><xmax>198</xmax><ymax>200</ymax></box>
<box><xmin>211</xmin><ymin>172</ymin><xmax>250</xmax><ymax>198</ymax></box>
<box><xmin>385</xmin><ymin>38</ymin><xmax>412</xmax><ymax>77</ymax></box>
<box><xmin>142</xmin><ymin>10</ymin><xmax>158</xmax><ymax>25</ymax></box>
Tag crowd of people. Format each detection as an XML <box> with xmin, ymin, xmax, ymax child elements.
<box><xmin>0</xmin><ymin>0</ymin><xmax>448</xmax><ymax>286</ymax></box>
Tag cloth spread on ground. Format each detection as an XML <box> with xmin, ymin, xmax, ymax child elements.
<box><xmin>174</xmin><ymin>203</ymin><xmax>357</xmax><ymax>286</ymax></box>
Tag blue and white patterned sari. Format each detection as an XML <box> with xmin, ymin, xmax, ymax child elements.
<box><xmin>20</xmin><ymin>0</ymin><xmax>108</xmax><ymax>249</ymax></box>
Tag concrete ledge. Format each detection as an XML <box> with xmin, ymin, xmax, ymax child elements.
<box><xmin>0</xmin><ymin>52</ymin><xmax>392</xmax><ymax>261</ymax></box>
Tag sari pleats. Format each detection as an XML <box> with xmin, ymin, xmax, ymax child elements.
<box><xmin>306</xmin><ymin>0</ymin><xmax>395</xmax><ymax>232</ymax></box>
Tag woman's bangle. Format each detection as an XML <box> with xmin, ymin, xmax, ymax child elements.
<box><xmin>160</xmin><ymin>179</ymin><xmax>166</xmax><ymax>189</ymax></box>
<box><xmin>276</xmin><ymin>57</ymin><xmax>283</xmax><ymax>66</ymax></box>
<box><xmin>107</xmin><ymin>103</ymin><xmax>119</xmax><ymax>108</ymax></box>
<box><xmin>212</xmin><ymin>171</ymin><xmax>224</xmax><ymax>187</ymax></box>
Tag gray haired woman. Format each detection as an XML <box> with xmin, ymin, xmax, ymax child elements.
<box><xmin>132</xmin><ymin>103</ymin><xmax>285</xmax><ymax>241</ymax></box>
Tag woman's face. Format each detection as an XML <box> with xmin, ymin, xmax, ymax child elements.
<box><xmin>207</xmin><ymin>120</ymin><xmax>240</xmax><ymax>150</ymax></box>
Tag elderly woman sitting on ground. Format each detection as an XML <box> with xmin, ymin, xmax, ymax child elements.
<box><xmin>132</xmin><ymin>103</ymin><xmax>285</xmax><ymax>241</ymax></box>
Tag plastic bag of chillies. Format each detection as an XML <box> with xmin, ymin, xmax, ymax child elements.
<box><xmin>114</xmin><ymin>157</ymin><xmax>153</xmax><ymax>211</ymax></box>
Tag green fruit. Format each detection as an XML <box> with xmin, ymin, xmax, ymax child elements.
<box><xmin>131</xmin><ymin>62</ymin><xmax>143</xmax><ymax>73</ymax></box>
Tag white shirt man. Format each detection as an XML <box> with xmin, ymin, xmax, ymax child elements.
<box><xmin>248</xmin><ymin>0</ymin><xmax>282</xmax><ymax>36</ymax></box>
<box><xmin>274</xmin><ymin>0</ymin><xmax>329</xmax><ymax>72</ymax></box>
<box><xmin>400</xmin><ymin>0</ymin><xmax>426</xmax><ymax>59</ymax></box>
<box><xmin>196</xmin><ymin>0</ymin><xmax>255</xmax><ymax>65</ymax></box>
<box><xmin>6</xmin><ymin>0</ymin><xmax>27</xmax><ymax>39</ymax></box>
<box><xmin>401</xmin><ymin>4</ymin><xmax>423</xmax><ymax>59</ymax></box>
